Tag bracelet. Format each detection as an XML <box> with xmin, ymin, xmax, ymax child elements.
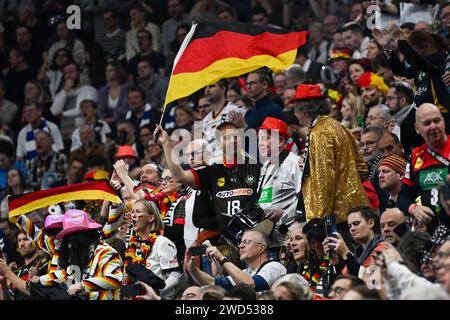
<box><xmin>408</xmin><ymin>204</ymin><xmax>417</xmax><ymax>216</ymax></box>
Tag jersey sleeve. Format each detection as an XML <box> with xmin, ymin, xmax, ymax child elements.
<box><xmin>155</xmin><ymin>236</ymin><xmax>179</xmax><ymax>272</ymax></box>
<box><xmin>191</xmin><ymin>166</ymin><xmax>213</xmax><ymax>190</ymax></box>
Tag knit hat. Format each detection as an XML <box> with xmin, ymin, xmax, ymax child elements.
<box><xmin>357</xmin><ymin>72</ymin><xmax>389</xmax><ymax>97</ymax></box>
<box><xmin>379</xmin><ymin>155</ymin><xmax>406</xmax><ymax>175</ymax></box>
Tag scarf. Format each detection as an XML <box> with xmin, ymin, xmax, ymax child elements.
<box><xmin>354</xmin><ymin>234</ymin><xmax>384</xmax><ymax>265</ymax></box>
<box><xmin>393</xmin><ymin>104</ymin><xmax>413</xmax><ymax>126</ymax></box>
<box><xmin>124</xmin><ymin>231</ymin><xmax>159</xmax><ymax>267</ymax></box>
<box><xmin>25</xmin><ymin>118</ymin><xmax>50</xmax><ymax>160</ymax></box>
<box><xmin>126</xmin><ymin>103</ymin><xmax>152</xmax><ymax>128</ymax></box>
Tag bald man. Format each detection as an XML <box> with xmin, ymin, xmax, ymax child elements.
<box><xmin>398</xmin><ymin>103</ymin><xmax>450</xmax><ymax>234</ymax></box>
<box><xmin>380</xmin><ymin>208</ymin><xmax>405</xmax><ymax>246</ymax></box>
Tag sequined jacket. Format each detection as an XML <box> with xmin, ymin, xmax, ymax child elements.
<box><xmin>302</xmin><ymin>116</ymin><xmax>370</xmax><ymax>223</ymax></box>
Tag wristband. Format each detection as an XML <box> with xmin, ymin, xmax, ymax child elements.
<box><xmin>408</xmin><ymin>204</ymin><xmax>417</xmax><ymax>216</ymax></box>
<box><xmin>219</xmin><ymin>257</ymin><xmax>230</xmax><ymax>266</ymax></box>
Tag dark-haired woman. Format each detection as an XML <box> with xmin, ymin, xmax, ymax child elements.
<box><xmin>323</xmin><ymin>206</ymin><xmax>388</xmax><ymax>278</ymax></box>
<box><xmin>41</xmin><ymin>209</ymin><xmax>123</xmax><ymax>300</ymax></box>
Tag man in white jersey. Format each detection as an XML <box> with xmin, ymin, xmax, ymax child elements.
<box><xmin>202</xmin><ymin>79</ymin><xmax>245</xmax><ymax>164</ymax></box>
<box><xmin>257</xmin><ymin>117</ymin><xmax>303</xmax><ymax>254</ymax></box>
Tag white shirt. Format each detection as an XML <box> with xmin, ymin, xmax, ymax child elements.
<box><xmin>257</xmin><ymin>152</ymin><xmax>303</xmax><ymax>247</ymax></box>
<box><xmin>16</xmin><ymin>120</ymin><xmax>64</xmax><ymax>158</ymax></box>
<box><xmin>70</xmin><ymin>120</ymin><xmax>112</xmax><ymax>152</ymax></box>
<box><xmin>226</xmin><ymin>260</ymin><xmax>287</xmax><ymax>291</ymax></box>
<box><xmin>50</xmin><ymin>85</ymin><xmax>98</xmax><ymax>128</ymax></box>
<box><xmin>145</xmin><ymin>235</ymin><xmax>179</xmax><ymax>280</ymax></box>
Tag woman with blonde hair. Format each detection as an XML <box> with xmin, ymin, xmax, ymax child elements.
<box><xmin>124</xmin><ymin>199</ymin><xmax>180</xmax><ymax>299</ymax></box>
<box><xmin>341</xmin><ymin>93</ymin><xmax>365</xmax><ymax>129</ymax></box>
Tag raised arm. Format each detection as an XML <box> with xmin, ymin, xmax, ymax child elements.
<box><xmin>154</xmin><ymin>125</ymin><xmax>195</xmax><ymax>187</ymax></box>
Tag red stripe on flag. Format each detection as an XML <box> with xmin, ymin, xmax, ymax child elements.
<box><xmin>172</xmin><ymin>30</ymin><xmax>308</xmax><ymax>74</ymax></box>
<box><xmin>8</xmin><ymin>180</ymin><xmax>117</xmax><ymax>211</ymax></box>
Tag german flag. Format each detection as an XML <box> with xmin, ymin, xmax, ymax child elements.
<box><xmin>164</xmin><ymin>21</ymin><xmax>309</xmax><ymax>106</ymax></box>
<box><xmin>8</xmin><ymin>180</ymin><xmax>120</xmax><ymax>221</ymax></box>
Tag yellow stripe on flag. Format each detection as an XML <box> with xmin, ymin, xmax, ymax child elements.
<box><xmin>9</xmin><ymin>190</ymin><xmax>120</xmax><ymax>221</ymax></box>
<box><xmin>164</xmin><ymin>50</ymin><xmax>296</xmax><ymax>106</ymax></box>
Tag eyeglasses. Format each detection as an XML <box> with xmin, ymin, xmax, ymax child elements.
<box><xmin>159</xmin><ymin>177</ymin><xmax>173</xmax><ymax>183</ymax></box>
<box><xmin>239</xmin><ymin>239</ymin><xmax>263</xmax><ymax>246</ymax></box>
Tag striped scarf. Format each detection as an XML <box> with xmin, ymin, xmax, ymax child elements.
<box><xmin>126</xmin><ymin>103</ymin><xmax>152</xmax><ymax>128</ymax></box>
<box><xmin>25</xmin><ymin>118</ymin><xmax>50</xmax><ymax>161</ymax></box>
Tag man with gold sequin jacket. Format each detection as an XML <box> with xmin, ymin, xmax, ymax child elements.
<box><xmin>292</xmin><ymin>84</ymin><xmax>370</xmax><ymax>229</ymax></box>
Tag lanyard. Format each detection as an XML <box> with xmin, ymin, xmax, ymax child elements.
<box><xmin>426</xmin><ymin>145</ymin><xmax>450</xmax><ymax>167</ymax></box>
<box><xmin>299</xmin><ymin>116</ymin><xmax>319</xmax><ymax>183</ymax></box>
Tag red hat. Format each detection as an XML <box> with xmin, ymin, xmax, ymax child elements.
<box><xmin>115</xmin><ymin>145</ymin><xmax>137</xmax><ymax>160</ymax></box>
<box><xmin>55</xmin><ymin>209</ymin><xmax>103</xmax><ymax>240</ymax></box>
<box><xmin>291</xmin><ymin>84</ymin><xmax>327</xmax><ymax>102</ymax></box>
<box><xmin>258</xmin><ymin>117</ymin><xmax>290</xmax><ymax>139</ymax></box>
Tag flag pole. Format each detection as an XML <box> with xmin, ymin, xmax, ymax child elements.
<box><xmin>155</xmin><ymin>20</ymin><xmax>197</xmax><ymax>142</ymax></box>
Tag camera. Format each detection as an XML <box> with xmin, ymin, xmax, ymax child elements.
<box><xmin>189</xmin><ymin>246</ymin><xmax>207</xmax><ymax>256</ymax></box>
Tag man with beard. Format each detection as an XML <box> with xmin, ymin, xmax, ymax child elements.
<box><xmin>361</xmin><ymin>126</ymin><xmax>388</xmax><ymax>210</ymax></box>
<box><xmin>357</xmin><ymin>72</ymin><xmax>388</xmax><ymax>112</ymax></box>
<box><xmin>378</xmin><ymin>155</ymin><xmax>406</xmax><ymax>212</ymax></box>
<box><xmin>0</xmin><ymin>232</ymin><xmax>50</xmax><ymax>300</ymax></box>
<box><xmin>155</xmin><ymin>122</ymin><xmax>260</xmax><ymax>236</ymax></box>
<box><xmin>50</xmin><ymin>62</ymin><xmax>98</xmax><ymax>140</ymax></box>
<box><xmin>399</xmin><ymin>103</ymin><xmax>450</xmax><ymax>235</ymax></box>
<box><xmin>386</xmin><ymin>82</ymin><xmax>423</xmax><ymax>156</ymax></box>
<box><xmin>202</xmin><ymin>80</ymin><xmax>245</xmax><ymax>164</ymax></box>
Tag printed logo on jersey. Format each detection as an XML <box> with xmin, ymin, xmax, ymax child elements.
<box><xmin>245</xmin><ymin>174</ymin><xmax>256</xmax><ymax>185</ymax></box>
<box><xmin>258</xmin><ymin>187</ymin><xmax>273</xmax><ymax>204</ymax></box>
<box><xmin>217</xmin><ymin>177</ymin><xmax>225</xmax><ymax>187</ymax></box>
<box><xmin>216</xmin><ymin>188</ymin><xmax>253</xmax><ymax>198</ymax></box>
<box><xmin>414</xmin><ymin>156</ymin><xmax>423</xmax><ymax>169</ymax></box>
<box><xmin>419</xmin><ymin>167</ymin><xmax>448</xmax><ymax>190</ymax></box>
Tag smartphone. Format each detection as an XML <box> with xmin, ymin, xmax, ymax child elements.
<box><xmin>120</xmin><ymin>284</ymin><xmax>142</xmax><ymax>298</ymax></box>
<box><xmin>324</xmin><ymin>215</ymin><xmax>338</xmax><ymax>238</ymax></box>
<box><xmin>189</xmin><ymin>246</ymin><xmax>207</xmax><ymax>256</ymax></box>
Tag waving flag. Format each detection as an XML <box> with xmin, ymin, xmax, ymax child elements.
<box><xmin>8</xmin><ymin>180</ymin><xmax>120</xmax><ymax>221</ymax></box>
<box><xmin>163</xmin><ymin>21</ymin><xmax>309</xmax><ymax>106</ymax></box>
